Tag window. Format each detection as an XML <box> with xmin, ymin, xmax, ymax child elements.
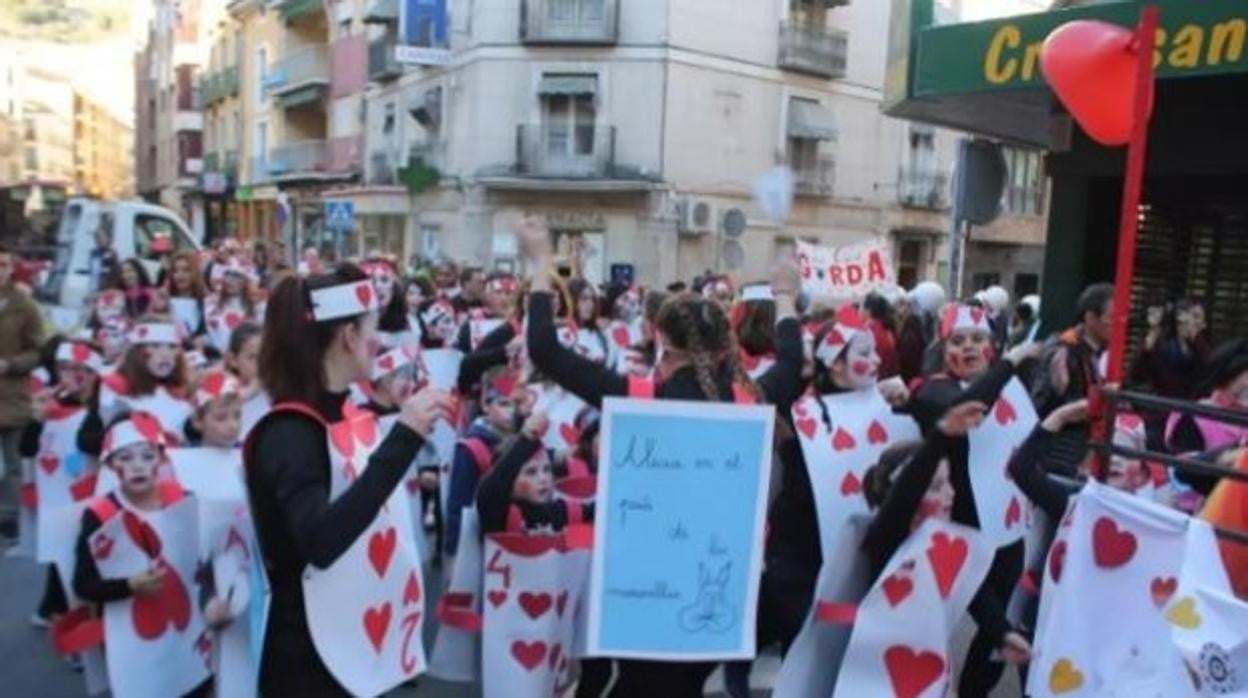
<box><xmin>897</xmin><ymin>239</ymin><xmax>926</xmax><ymax>289</ymax></box>
<box><xmin>1014</xmin><ymin>273</ymin><xmax>1039</xmax><ymax>299</ymax></box>
<box><xmin>382</xmin><ymin>103</ymin><xmax>396</xmax><ymax>135</ymax></box>
<box><xmin>971</xmin><ymin>272</ymin><xmax>1001</xmax><ymax>292</ymax></box>
<box><xmin>255</xmin><ymin>47</ymin><xmax>268</xmax><ymax>104</ymax></box>
<box><xmin>255</xmin><ymin>121</ymin><xmax>268</xmax><ymax>172</ymax></box>
<box><xmin>548</xmin><ymin>0</ymin><xmax>605</xmax><ymax>23</ymax></box>
<box><xmin>789</xmin><ymin>0</ymin><xmax>827</xmax><ymax>28</ymax></box>
<box><xmin>540</xmin><ymin>78</ymin><xmax>596</xmax><ymax>157</ymax></box>
<box><xmin>24</xmin><ymin>145</ymin><xmax>36</xmax><ymax>171</ymax></box>
<box><xmin>1003</xmin><ymin>147</ymin><xmax>1046</xmax><ymax>216</ymax></box>
<box><xmin>134</xmin><ymin>215</ymin><xmax>194</xmax><ymax>261</ymax></box>
<box><xmin>787</xmin><ymin>138</ymin><xmax>819</xmax><ymax>174</ymax></box>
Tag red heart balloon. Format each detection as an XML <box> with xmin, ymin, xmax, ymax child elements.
<box><xmin>1041</xmin><ymin>20</ymin><xmax>1154</xmax><ymax>146</ymax></box>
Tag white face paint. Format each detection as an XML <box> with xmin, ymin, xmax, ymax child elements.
<box><xmin>373</xmin><ymin>271</ymin><xmax>396</xmax><ymax>308</ymax></box>
<box><xmin>841</xmin><ymin>331</ymin><xmax>881</xmax><ymax>391</ymax></box>
<box><xmin>110</xmin><ymin>442</ymin><xmax>161</xmax><ymax>494</ymax></box>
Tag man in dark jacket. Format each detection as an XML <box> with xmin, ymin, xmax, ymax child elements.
<box><xmin>0</xmin><ymin>246</ymin><xmax>44</xmax><ymax>538</ymax></box>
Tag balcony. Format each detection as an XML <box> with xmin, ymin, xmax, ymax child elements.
<box><xmin>899</xmin><ymin>169</ymin><xmax>949</xmax><ymax>210</ymax></box>
<box><xmin>201</xmin><ymin>66</ymin><xmax>240</xmax><ymax>105</ymax></box>
<box><xmin>264</xmin><ymin>46</ymin><xmax>330</xmax><ymax>107</ymax></box>
<box><xmin>368</xmin><ymin>37</ymin><xmax>402</xmax><ymax>82</ymax></box>
<box><xmin>520</xmin><ymin>0</ymin><xmax>618</xmax><ymax>45</ymax></box>
<box><xmin>516</xmin><ymin>124</ymin><xmax>615</xmax><ymax>178</ymax></box>
<box><xmin>279</xmin><ymin>0</ymin><xmax>324</xmax><ymax>24</ymax></box>
<box><xmin>263</xmin><ymin>140</ymin><xmax>329</xmax><ymax>178</ymax></box>
<box><xmin>792</xmin><ymin>155</ymin><xmax>835</xmax><ymax>197</ymax></box>
<box><xmin>778</xmin><ymin>22</ymin><xmax>849</xmax><ymax>79</ymax></box>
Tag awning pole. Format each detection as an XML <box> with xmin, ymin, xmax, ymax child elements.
<box><xmin>1095</xmin><ymin>5</ymin><xmax>1160</xmax><ymax>479</ymax></box>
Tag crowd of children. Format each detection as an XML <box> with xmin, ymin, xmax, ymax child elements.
<box><xmin>7</xmin><ymin>214</ymin><xmax>1248</xmax><ymax>698</ymax></box>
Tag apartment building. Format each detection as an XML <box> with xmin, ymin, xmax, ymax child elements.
<box><xmin>73</xmin><ymin>92</ymin><xmax>135</xmax><ymax>199</ymax></box>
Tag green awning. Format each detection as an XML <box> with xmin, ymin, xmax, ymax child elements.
<box><xmin>787</xmin><ymin>99</ymin><xmax>837</xmax><ymax>141</ymax></box>
<box><xmin>363</xmin><ymin>0</ymin><xmax>398</xmax><ymax>24</ymax></box>
<box><xmin>538</xmin><ymin>75</ymin><xmax>597</xmax><ymax>96</ymax></box>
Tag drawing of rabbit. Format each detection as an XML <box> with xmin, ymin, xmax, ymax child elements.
<box><xmin>678</xmin><ymin>561</ymin><xmax>737</xmax><ymax>633</ymax></box>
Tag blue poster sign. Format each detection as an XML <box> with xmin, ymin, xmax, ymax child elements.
<box><xmin>588</xmin><ymin>398</ymin><xmax>775</xmax><ymax>660</ymax></box>
<box><xmin>398</xmin><ymin>0</ymin><xmax>451</xmax><ymax>65</ymax></box>
<box><xmin>324</xmin><ymin>199</ymin><xmax>354</xmax><ymax>231</ymax></box>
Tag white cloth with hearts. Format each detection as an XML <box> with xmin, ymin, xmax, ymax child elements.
<box><xmin>968</xmin><ymin>376</ymin><xmax>1038</xmax><ymax>547</ymax></box>
<box><xmin>429</xmin><ymin>507</ymin><xmax>484</xmax><ymax>682</ymax></box>
<box><xmin>99</xmin><ymin>382</ymin><xmax>194</xmax><ymax>444</ymax></box>
<box><xmin>300</xmin><ymin>404</ymin><xmax>429</xmax><ymax>695</ymax></box>
<box><xmin>606</xmin><ymin>319</ymin><xmax>643</xmax><ymax>373</ymax></box>
<box><xmin>205</xmin><ymin>299</ymin><xmax>252</xmax><ymax>354</ymax></box>
<box><xmin>481</xmin><ymin>533</ymin><xmax>591</xmax><ymax>698</ymax></box>
<box><xmin>833</xmin><ymin>519</ymin><xmax>995</xmax><ymax>698</ymax></box>
<box><xmin>1027</xmin><ymin>481</ymin><xmax>1231</xmax><ymax>698</ymax></box>
<box><xmin>170</xmin><ymin>298</ymin><xmax>202</xmax><ymax>338</ymax></box>
<box><xmin>1170</xmin><ymin>585</ymin><xmax>1248</xmax><ymax>697</ymax></box>
<box><xmin>90</xmin><ymin>496</ymin><xmax>210</xmax><ymax>698</ymax></box>
<box><xmin>531</xmin><ymin>385</ymin><xmax>588</xmax><ymax>457</ymax></box>
<box><xmin>571</xmin><ymin>327</ymin><xmax>612</xmax><ymax>365</ymax></box>
<box><xmin>35</xmin><ymin>407</ymin><xmax>98</xmax><ymax>578</ymax></box>
<box><xmin>418</xmin><ymin>348</ymin><xmax>463</xmax><ymax>512</ymax></box>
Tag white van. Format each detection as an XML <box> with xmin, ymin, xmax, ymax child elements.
<box><xmin>38</xmin><ymin>198</ymin><xmax>201</xmax><ymax>321</ymax></box>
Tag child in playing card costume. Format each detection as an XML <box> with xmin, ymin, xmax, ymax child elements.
<box><xmin>895</xmin><ymin>303</ymin><xmax>1042</xmax><ymax>698</ymax></box>
<box><xmin>184</xmin><ymin>370</ymin><xmax>243</xmax><ymax>448</ymax></box>
<box><xmin>517</xmin><ymin>217</ymin><xmax>805</xmax><ymax>697</ymax></box>
<box><xmin>205</xmin><ymin>259</ymin><xmax>260</xmax><ymax>354</ymax></box>
<box><xmin>71</xmin><ymin>412</ymin><xmax>212</xmax><ymax>697</ymax></box>
<box><xmin>226</xmin><ymin>322</ymin><xmax>269</xmax><ymax>438</ymax></box>
<box><xmin>24</xmin><ymin>339</ymin><xmax>107</xmax><ymax>627</ymax></box>
<box><xmin>243</xmin><ymin>264</ymin><xmax>454</xmax><ymax>696</ymax></box>
<box><xmin>166</xmin><ymin>250</ymin><xmax>210</xmax><ymax>351</ymax></box>
<box><xmin>454</xmin><ymin>273</ymin><xmax>520</xmax><ymax>354</ymax></box>
<box><xmin>732</xmin><ymin>284</ymin><xmax>779</xmax><ymax>381</ymax></box>
<box><xmin>445</xmin><ymin>366</ymin><xmax>521</xmax><ymax>558</ymax></box>
<box><xmin>100</xmin><ymin>318</ymin><xmax>194</xmax><ymax>444</ymax></box>
<box><xmin>364</xmin><ymin>257</ymin><xmax>418</xmax><ymax>351</ymax></box>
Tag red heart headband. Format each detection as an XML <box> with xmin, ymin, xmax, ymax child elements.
<box><xmin>485</xmin><ymin>276</ymin><xmax>518</xmax><ymax>294</ymax></box>
<box><xmin>55</xmin><ymin>341</ymin><xmax>106</xmax><ymax>373</ymax></box>
<box><xmin>939</xmin><ymin>304</ymin><xmax>991</xmax><ymax>340</ymax></box>
<box><xmin>128</xmin><ymin>323</ymin><xmax>182</xmax><ymax>346</ymax></box>
<box><xmin>361</xmin><ymin>259</ymin><xmax>398</xmax><ymax>279</ymax></box>
<box><xmin>309</xmin><ymin>279</ymin><xmax>379</xmax><ymax>322</ymax></box>
<box><xmin>483</xmin><ymin>371</ymin><xmax>519</xmax><ymax>403</ymax></box>
<box><xmin>814</xmin><ymin>305</ymin><xmax>869</xmax><ymax>367</ymax></box>
<box><xmin>194</xmin><ymin>370</ymin><xmax>242</xmax><ymax>409</ymax></box>
<box><xmin>420</xmin><ymin>299</ymin><xmax>455</xmax><ymax>327</ymax></box>
<box><xmin>101</xmin><ymin>412</ymin><xmax>166</xmax><ymax>461</ymax></box>
<box><xmin>371</xmin><ymin>347</ymin><xmax>413</xmax><ymax>381</ymax></box>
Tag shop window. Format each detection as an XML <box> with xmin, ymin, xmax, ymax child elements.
<box><xmin>1014</xmin><ymin>273</ymin><xmax>1039</xmax><ymax>298</ymax></box>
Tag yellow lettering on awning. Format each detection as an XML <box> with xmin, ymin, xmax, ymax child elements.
<box><xmin>1170</xmin><ymin>25</ymin><xmax>1204</xmax><ymax>68</ymax></box>
<box><xmin>985</xmin><ymin>24</ymin><xmax>1021</xmax><ymax>84</ymax></box>
<box><xmin>1209</xmin><ymin>19</ymin><xmax>1246</xmax><ymax>65</ymax></box>
<box><xmin>1153</xmin><ymin>27</ymin><xmax>1168</xmax><ymax>69</ymax></box>
<box><xmin>1022</xmin><ymin>41</ymin><xmax>1043</xmax><ymax>81</ymax></box>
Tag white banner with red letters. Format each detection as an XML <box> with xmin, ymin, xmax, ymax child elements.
<box><xmin>796</xmin><ymin>239</ymin><xmax>895</xmax><ymax>300</ymax></box>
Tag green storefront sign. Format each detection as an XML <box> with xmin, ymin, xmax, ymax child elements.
<box><xmin>913</xmin><ymin>0</ymin><xmax>1248</xmax><ymax>98</ymax></box>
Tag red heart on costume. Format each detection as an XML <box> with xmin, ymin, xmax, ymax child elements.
<box><xmin>840</xmin><ymin>471</ymin><xmax>862</xmax><ymax>496</ymax></box>
<box><xmin>122</xmin><ymin>510</ymin><xmax>162</xmax><ymax>559</ymax></box>
<box><xmin>884</xmin><ymin>645</ymin><xmax>946</xmax><ymax>698</ymax></box>
<box><xmin>555</xmin><ymin>590</ymin><xmax>569</xmax><ymax>617</ymax></box>
<box><xmin>511</xmin><ymin>640</ymin><xmax>547</xmax><ymax>672</ymax></box>
<box><xmin>1049</xmin><ymin>540</ymin><xmax>1067</xmax><ymax>583</ymax></box>
<box><xmin>92</xmin><ymin>533</ymin><xmax>115</xmax><ymax>560</ymax></box>
<box><xmin>132</xmin><ymin>588</ymin><xmax>169</xmax><ymax>640</ymax></box>
<box><xmin>1150</xmin><ymin>576</ymin><xmax>1177</xmax><ymax>608</ymax></box>
<box><xmin>882</xmin><ymin>573</ymin><xmax>913</xmax><ymax>608</ymax></box>
<box><xmin>559</xmin><ymin>423</ymin><xmax>580</xmax><ymax>447</ymax></box>
<box><xmin>38</xmin><ymin>455</ymin><xmax>58</xmax><ymax>474</ymax></box>
<box><xmin>1041</xmin><ymin>20</ymin><xmax>1154</xmax><ymax>146</ymax></box>
<box><xmin>363</xmin><ymin>602</ymin><xmax>392</xmax><ymax>654</ymax></box>
<box><xmin>368</xmin><ymin>526</ymin><xmax>397</xmax><ymax>579</ymax></box>
<box><xmin>404</xmin><ymin>570</ymin><xmax>422</xmax><ymax>607</ymax></box>
<box><xmin>518</xmin><ymin>592</ymin><xmax>553</xmax><ymax>620</ymax></box>
<box><xmin>72</xmin><ymin>343</ymin><xmax>91</xmax><ymax>363</ymax></box>
<box><xmin>224</xmin><ymin>313</ymin><xmax>242</xmax><ymax>331</ymax></box>
<box><xmin>70</xmin><ymin>473</ymin><xmax>99</xmax><ymax>501</ymax></box>
<box><xmin>548</xmin><ymin>643</ymin><xmax>563</xmax><ymax>670</ymax></box>
<box><xmin>1005</xmin><ymin>497</ymin><xmax>1022</xmax><ymax>528</ymax></box>
<box><xmin>926</xmin><ymin>531</ymin><xmax>969</xmax><ymax>600</ymax></box>
<box><xmin>352</xmin><ymin>414</ymin><xmax>378</xmax><ymax>448</ymax></box>
<box><xmin>832</xmin><ymin>427</ymin><xmax>856</xmax><ymax>452</ymax></box>
<box><xmin>994</xmin><ymin>398</ymin><xmax>1017</xmax><ymax>426</ymax></box>
<box><xmin>867</xmin><ymin>420</ymin><xmax>888</xmax><ymax>445</ymax></box>
<box><xmin>487</xmin><ymin>590</ymin><xmax>508</xmax><ymax>608</ymax></box>
<box><xmin>158</xmin><ymin>557</ymin><xmax>191</xmax><ymax>632</ymax></box>
<box><xmin>796</xmin><ymin>417</ymin><xmax>817</xmax><ymax>440</ymax></box>
<box><xmin>612</xmin><ymin>326</ymin><xmax>631</xmax><ymax>348</ymax></box>
<box><xmin>131</xmin><ymin>412</ymin><xmax>165</xmax><ymax>443</ymax></box>
<box><xmin>329</xmin><ymin>423</ymin><xmax>356</xmax><ymax>459</ymax></box>
<box><xmin>355</xmin><ymin>284</ymin><xmax>374</xmax><ymax>308</ymax></box>
<box><xmin>379</xmin><ymin>355</ymin><xmax>395</xmax><ymax>372</ymax></box>
<box><xmin>1092</xmin><ymin>516</ymin><xmax>1137</xmax><ymax>569</ymax></box>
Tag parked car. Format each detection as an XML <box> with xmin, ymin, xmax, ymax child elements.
<box><xmin>36</xmin><ymin>198</ymin><xmax>200</xmax><ymax>325</ymax></box>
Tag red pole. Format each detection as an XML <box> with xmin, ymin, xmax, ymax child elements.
<box><xmin>1105</xmin><ymin>5</ymin><xmax>1159</xmax><ymax>384</ymax></box>
<box><xmin>1094</xmin><ymin>6</ymin><xmax>1159</xmax><ymax>480</ymax></box>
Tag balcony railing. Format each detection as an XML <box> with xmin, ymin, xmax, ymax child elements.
<box><xmin>369</xmin><ymin>151</ymin><xmax>397</xmax><ymax>185</ymax></box>
<box><xmin>264</xmin><ymin>140</ymin><xmax>330</xmax><ymax>177</ymax></box>
<box><xmin>898</xmin><ymin>169</ymin><xmax>949</xmax><ymax>210</ymax></box>
<box><xmin>793</xmin><ymin>155</ymin><xmax>836</xmax><ymax>197</ymax></box>
<box><xmin>520</xmin><ymin>0</ymin><xmax>618</xmax><ymax>45</ymax></box>
<box><xmin>778</xmin><ymin>22</ymin><xmax>849</xmax><ymax>79</ymax></box>
<box><xmin>280</xmin><ymin>0</ymin><xmax>324</xmax><ymax>23</ymax></box>
<box><xmin>368</xmin><ymin>38</ymin><xmax>402</xmax><ymax>82</ymax></box>
<box><xmin>201</xmin><ymin>66</ymin><xmax>240</xmax><ymax>105</ymax></box>
<box><xmin>264</xmin><ymin>46</ymin><xmax>330</xmax><ymax>98</ymax></box>
<box><xmin>515</xmin><ymin>124</ymin><xmax>615</xmax><ymax>178</ymax></box>
<box><xmin>409</xmin><ymin>139</ymin><xmax>445</xmax><ymax>170</ymax></box>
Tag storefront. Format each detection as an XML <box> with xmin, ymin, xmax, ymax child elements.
<box><xmin>886</xmin><ymin>0</ymin><xmax>1248</xmax><ymax>347</ymax></box>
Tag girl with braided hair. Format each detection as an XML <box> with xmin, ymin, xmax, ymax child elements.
<box><xmin>517</xmin><ymin>217</ymin><xmax>805</xmax><ymax>698</ymax></box>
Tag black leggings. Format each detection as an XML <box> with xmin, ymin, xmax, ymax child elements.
<box><xmin>958</xmin><ymin>540</ymin><xmax>1024</xmax><ymax>698</ymax></box>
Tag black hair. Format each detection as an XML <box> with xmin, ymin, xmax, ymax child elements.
<box><xmin>228</xmin><ymin>321</ymin><xmax>262</xmax><ymax>355</ymax></box>
<box><xmin>1077</xmin><ymin>283</ymin><xmax>1115</xmax><ymax>322</ymax></box>
<box><xmin>1204</xmin><ymin>338</ymin><xmax>1248</xmax><ymax>393</ymax></box>
<box><xmin>863</xmin><ymin>440</ymin><xmax>925</xmax><ymax>510</ymax></box>
<box><xmin>863</xmin><ymin>293</ymin><xmax>896</xmax><ymax>334</ymax></box>
<box><xmin>808</xmin><ymin>321</ymin><xmax>854</xmax><ymax>432</ymax></box>
<box><xmin>377</xmin><ymin>280</ymin><xmax>411</xmax><ymax>333</ymax></box>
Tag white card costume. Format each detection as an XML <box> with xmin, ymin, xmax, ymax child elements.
<box><xmin>967</xmin><ymin>376</ymin><xmax>1038</xmax><ymax>547</ymax></box>
<box><xmin>833</xmin><ymin>519</ymin><xmax>995</xmax><ymax>698</ymax></box>
<box><xmin>99</xmin><ymin>379</ymin><xmax>194</xmax><ymax>445</ymax></box>
<box><xmin>169</xmin><ymin>297</ymin><xmax>202</xmax><ymax>338</ymax></box>
<box><xmin>299</xmin><ymin>402</ymin><xmax>428</xmax><ymax>695</ymax></box>
<box><xmin>89</xmin><ymin>496</ymin><xmax>211</xmax><ymax>698</ymax></box>
<box><xmin>532</xmin><ymin>385</ymin><xmax>588</xmax><ymax>456</ymax></box>
<box><xmin>470</xmin><ymin>318</ymin><xmax>505</xmax><ymax>352</ymax></box>
<box><xmin>1170</xmin><ymin>585</ymin><xmax>1248</xmax><ymax>697</ymax></box>
<box><xmin>481</xmin><ymin>534</ymin><xmax>591</xmax><ymax>698</ymax></box>
<box><xmin>430</xmin><ymin>507</ymin><xmax>484</xmax><ymax>682</ymax></box>
<box><xmin>1028</xmin><ymin>481</ymin><xmax>1232</xmax><ymax>698</ymax></box>
<box><xmin>205</xmin><ymin>301</ymin><xmax>251</xmax><ymax>354</ymax></box>
<box><xmin>35</xmin><ymin>404</ymin><xmax>99</xmax><ymax>586</ymax></box>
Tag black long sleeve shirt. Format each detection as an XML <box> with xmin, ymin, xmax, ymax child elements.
<box><xmin>72</xmin><ymin>493</ymin><xmax>133</xmax><ymax>603</ymax></box>
<box><xmin>456</xmin><ymin>321</ymin><xmax>516</xmax><ymax>394</ymax></box>
<box><xmin>476</xmin><ymin>434</ymin><xmax>594</xmax><ymax>535</ymax></box>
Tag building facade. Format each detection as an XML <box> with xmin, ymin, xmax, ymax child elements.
<box><xmin>73</xmin><ymin>91</ymin><xmax>135</xmax><ymax>199</ymax></box>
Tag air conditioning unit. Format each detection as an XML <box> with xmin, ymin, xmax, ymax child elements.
<box><xmin>677</xmin><ymin>198</ymin><xmax>716</xmax><ymax>236</ymax></box>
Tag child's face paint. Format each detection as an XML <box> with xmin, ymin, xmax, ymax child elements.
<box><xmin>843</xmin><ymin>332</ymin><xmax>880</xmax><ymax>391</ymax></box>
<box><xmin>944</xmin><ymin>329</ymin><xmax>993</xmax><ymax>380</ymax></box>
<box><xmin>514</xmin><ymin>456</ymin><xmax>553</xmax><ymax>505</ymax></box>
<box><xmin>912</xmin><ymin>460</ymin><xmax>954</xmax><ymax>530</ymax></box>
<box><xmin>144</xmin><ymin>344</ymin><xmax>180</xmax><ymax>379</ymax></box>
<box><xmin>111</xmin><ymin>442</ymin><xmax>161</xmax><ymax>496</ymax></box>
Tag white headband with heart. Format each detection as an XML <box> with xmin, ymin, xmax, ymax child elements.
<box><xmin>310</xmin><ymin>279</ymin><xmax>379</xmax><ymax>322</ymax></box>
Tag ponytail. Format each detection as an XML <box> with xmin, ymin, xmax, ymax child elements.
<box><xmin>258</xmin><ymin>264</ymin><xmax>369</xmax><ymax>405</ymax></box>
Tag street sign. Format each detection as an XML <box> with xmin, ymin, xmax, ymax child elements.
<box><xmin>324</xmin><ymin>199</ymin><xmax>354</xmax><ymax>231</ymax></box>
